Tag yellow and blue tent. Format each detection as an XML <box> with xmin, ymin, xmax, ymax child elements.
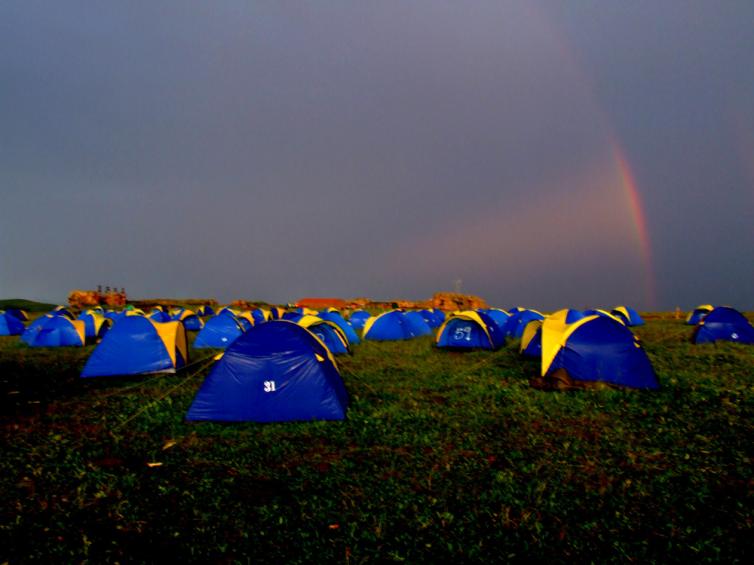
<box><xmin>149</xmin><ymin>309</ymin><xmax>172</xmax><ymax>322</ymax></box>
<box><xmin>297</xmin><ymin>315</ymin><xmax>350</xmax><ymax>355</ymax></box>
<box><xmin>520</xmin><ymin>319</ymin><xmax>543</xmax><ymax>357</ymax></box>
<box><xmin>504</xmin><ymin>309</ymin><xmax>545</xmax><ymax>338</ymax></box>
<box><xmin>363</xmin><ymin>310</ymin><xmax>416</xmax><ymax>341</ymax></box>
<box><xmin>197</xmin><ymin>305</ymin><xmax>216</xmax><ymax>317</ymax></box>
<box><xmin>21</xmin><ymin>315</ymin><xmax>85</xmax><ymax>347</ymax></box>
<box><xmin>269</xmin><ymin>306</ymin><xmax>286</xmax><ymax>320</ymax></box>
<box><xmin>172</xmin><ymin>309</ymin><xmax>204</xmax><ymax>331</ymax></box>
<box><xmin>235</xmin><ymin>311</ymin><xmax>256</xmax><ymax>331</ymax></box>
<box><xmin>77</xmin><ymin>310</ymin><xmax>112</xmax><ymax>340</ymax></box>
<box><xmin>537</xmin><ymin>314</ymin><xmax>658</xmax><ymax>389</ymax></box>
<box><xmin>686</xmin><ymin>304</ymin><xmax>714</xmax><ymax>326</ymax></box>
<box><xmin>692</xmin><ymin>306</ymin><xmax>754</xmax><ymax>344</ymax></box>
<box><xmin>81</xmin><ymin>317</ymin><xmax>188</xmax><ymax>377</ymax></box>
<box><xmin>582</xmin><ymin>309</ymin><xmax>626</xmax><ymax>325</ymax></box>
<box><xmin>318</xmin><ymin>310</ymin><xmax>361</xmax><ymax>345</ymax></box>
<box><xmin>251</xmin><ymin>308</ymin><xmax>270</xmax><ymax>324</ymax></box>
<box><xmin>436</xmin><ymin>310</ymin><xmax>505</xmax><ymax>350</ymax></box>
<box><xmin>50</xmin><ymin>306</ymin><xmax>74</xmax><ymax>320</ymax></box>
<box><xmin>611</xmin><ymin>306</ymin><xmax>644</xmax><ymax>326</ymax></box>
<box><xmin>477</xmin><ymin>308</ymin><xmax>508</xmax><ymax>331</ymax></box>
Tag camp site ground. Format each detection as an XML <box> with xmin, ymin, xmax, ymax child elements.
<box><xmin>1</xmin><ymin>307</ymin><xmax>753</xmax><ymax>562</ymax></box>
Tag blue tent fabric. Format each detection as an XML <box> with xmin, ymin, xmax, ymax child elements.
<box><xmin>186</xmin><ymin>321</ymin><xmax>348</xmax><ymax>422</ymax></box>
<box><xmin>81</xmin><ymin>317</ymin><xmax>187</xmax><ymax>377</ymax></box>
<box><xmin>77</xmin><ymin>312</ymin><xmax>111</xmax><ymax>339</ymax></box>
<box><xmin>582</xmin><ymin>309</ymin><xmax>611</xmax><ymax>318</ymax></box>
<box><xmin>23</xmin><ymin>316</ymin><xmax>50</xmax><ymax>334</ymax></box>
<box><xmin>687</xmin><ymin>308</ymin><xmax>712</xmax><ymax>326</ymax></box>
<box><xmin>478</xmin><ymin>309</ymin><xmax>509</xmax><ymax>331</ymax></box>
<box><xmin>611</xmin><ymin>306</ymin><xmax>645</xmax><ymax>326</ymax></box>
<box><xmin>50</xmin><ymin>307</ymin><xmax>74</xmax><ymax>319</ymax></box>
<box><xmin>562</xmin><ymin>309</ymin><xmax>586</xmax><ymax>324</ymax></box>
<box><xmin>548</xmin><ymin>317</ymin><xmax>659</xmax><ymax>389</ymax></box>
<box><xmin>180</xmin><ymin>314</ymin><xmax>204</xmax><ymax>331</ymax></box>
<box><xmin>0</xmin><ymin>312</ymin><xmax>25</xmax><ymax>336</ymax></box>
<box><xmin>193</xmin><ymin>315</ymin><xmax>245</xmax><ymax>349</ymax></box>
<box><xmin>504</xmin><ymin>310</ymin><xmax>545</xmax><ymax>338</ymax></box>
<box><xmin>236</xmin><ymin>317</ymin><xmax>253</xmax><ymax>331</ymax></box>
<box><xmin>21</xmin><ymin>316</ymin><xmax>84</xmax><ymax>347</ymax></box>
<box><xmin>4</xmin><ymin>308</ymin><xmax>29</xmax><ymax>321</ymax></box>
<box><xmin>304</xmin><ymin>321</ymin><xmax>350</xmax><ymax>355</ymax></box>
<box><xmin>198</xmin><ymin>305</ymin><xmax>216</xmax><ymax>317</ymax></box>
<box><xmin>437</xmin><ymin>312</ymin><xmax>505</xmax><ymax>350</ymax></box>
<box><xmin>693</xmin><ymin>307</ymin><xmax>754</xmax><ymax>344</ymax></box>
<box><xmin>251</xmin><ymin>309</ymin><xmax>267</xmax><ymax>324</ymax></box>
<box><xmin>348</xmin><ymin>310</ymin><xmax>371</xmax><ymax>330</ymax></box>
<box><xmin>282</xmin><ymin>312</ymin><xmax>304</xmax><ymax>322</ymax></box>
<box><xmin>150</xmin><ymin>311</ymin><xmax>172</xmax><ymax>323</ymax></box>
<box><xmin>420</xmin><ymin>309</ymin><xmax>444</xmax><ymax>329</ymax></box>
<box><xmin>403</xmin><ymin>312</ymin><xmax>432</xmax><ymax>337</ymax></box>
<box><xmin>363</xmin><ymin>311</ymin><xmax>416</xmax><ymax>341</ymax></box>
<box><xmin>318</xmin><ymin>311</ymin><xmax>361</xmax><ymax>345</ymax></box>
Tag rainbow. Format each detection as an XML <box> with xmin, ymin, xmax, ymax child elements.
<box><xmin>612</xmin><ymin>142</ymin><xmax>657</xmax><ymax>308</ymax></box>
<box><xmin>520</xmin><ymin>3</ymin><xmax>659</xmax><ymax>308</ymax></box>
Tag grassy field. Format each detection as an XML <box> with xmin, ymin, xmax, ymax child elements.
<box><xmin>1</xmin><ymin>316</ymin><xmax>753</xmax><ymax>563</ymax></box>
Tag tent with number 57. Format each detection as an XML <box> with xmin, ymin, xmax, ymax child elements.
<box><xmin>435</xmin><ymin>311</ymin><xmax>505</xmax><ymax>350</ymax></box>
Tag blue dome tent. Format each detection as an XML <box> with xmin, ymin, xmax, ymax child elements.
<box><xmin>77</xmin><ymin>311</ymin><xmax>112</xmax><ymax>340</ymax></box>
<box><xmin>172</xmin><ymin>309</ymin><xmax>204</xmax><ymax>331</ymax></box>
<box><xmin>50</xmin><ymin>306</ymin><xmax>74</xmax><ymax>319</ymax></box>
<box><xmin>348</xmin><ymin>310</ymin><xmax>371</xmax><ymax>330</ymax></box>
<box><xmin>193</xmin><ymin>314</ymin><xmax>246</xmax><ymax>349</ymax></box>
<box><xmin>4</xmin><ymin>308</ymin><xmax>29</xmax><ymax>321</ymax></box>
<box><xmin>81</xmin><ymin>317</ymin><xmax>188</xmax><ymax>377</ymax></box>
<box><xmin>318</xmin><ymin>311</ymin><xmax>361</xmax><ymax>345</ymax></box>
<box><xmin>21</xmin><ymin>316</ymin><xmax>86</xmax><ymax>347</ymax></box>
<box><xmin>298</xmin><ymin>316</ymin><xmax>350</xmax><ymax>355</ymax></box>
<box><xmin>520</xmin><ymin>320</ymin><xmax>543</xmax><ymax>358</ymax></box>
<box><xmin>420</xmin><ymin>309</ymin><xmax>445</xmax><ymax>329</ymax></box>
<box><xmin>504</xmin><ymin>309</ymin><xmax>545</xmax><ymax>338</ymax></box>
<box><xmin>436</xmin><ymin>311</ymin><xmax>505</xmax><ymax>350</ymax></box>
<box><xmin>149</xmin><ymin>310</ymin><xmax>172</xmax><ymax>323</ymax></box>
<box><xmin>186</xmin><ymin>321</ymin><xmax>348</xmax><ymax>423</ymax></box>
<box><xmin>251</xmin><ymin>309</ymin><xmax>269</xmax><ymax>324</ymax></box>
<box><xmin>686</xmin><ymin>304</ymin><xmax>714</xmax><ymax>326</ymax></box>
<box><xmin>535</xmin><ymin>315</ymin><xmax>659</xmax><ymax>389</ymax></box>
<box><xmin>197</xmin><ymin>305</ymin><xmax>216</xmax><ymax>317</ymax></box>
<box><xmin>0</xmin><ymin>311</ymin><xmax>25</xmax><ymax>336</ymax></box>
<box><xmin>363</xmin><ymin>311</ymin><xmax>416</xmax><ymax>341</ymax></box>
<box><xmin>611</xmin><ymin>306</ymin><xmax>645</xmax><ymax>326</ymax></box>
<box><xmin>282</xmin><ymin>312</ymin><xmax>304</xmax><ymax>323</ymax></box>
<box><xmin>477</xmin><ymin>308</ymin><xmax>509</xmax><ymax>331</ymax></box>
<box><xmin>693</xmin><ymin>307</ymin><xmax>754</xmax><ymax>345</ymax></box>
<box><xmin>402</xmin><ymin>311</ymin><xmax>433</xmax><ymax>337</ymax></box>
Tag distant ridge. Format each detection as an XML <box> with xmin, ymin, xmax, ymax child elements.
<box><xmin>0</xmin><ymin>298</ymin><xmax>58</xmax><ymax>312</ymax></box>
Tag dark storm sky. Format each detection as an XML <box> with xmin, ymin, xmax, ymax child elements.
<box><xmin>1</xmin><ymin>1</ymin><xmax>752</xmax><ymax>310</ymax></box>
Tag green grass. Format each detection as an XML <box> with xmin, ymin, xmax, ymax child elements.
<box><xmin>1</xmin><ymin>318</ymin><xmax>753</xmax><ymax>563</ymax></box>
